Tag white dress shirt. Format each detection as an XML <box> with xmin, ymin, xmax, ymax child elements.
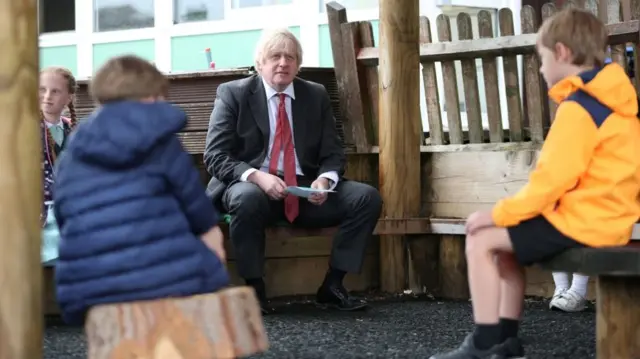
<box><xmin>240</xmin><ymin>79</ymin><xmax>339</xmax><ymax>190</ymax></box>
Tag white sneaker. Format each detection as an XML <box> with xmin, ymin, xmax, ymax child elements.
<box><xmin>549</xmin><ymin>287</ymin><xmax>567</xmax><ymax>310</ymax></box>
<box><xmin>550</xmin><ymin>288</ymin><xmax>588</xmax><ymax>312</ymax></box>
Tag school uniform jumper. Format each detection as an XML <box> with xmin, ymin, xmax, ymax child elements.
<box><xmin>53</xmin><ymin>101</ymin><xmax>229</xmax><ymax>325</ymax></box>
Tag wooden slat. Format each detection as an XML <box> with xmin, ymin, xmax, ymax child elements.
<box><xmin>541</xmin><ymin>3</ymin><xmax>559</xmax><ymax>123</ymax></box>
<box><xmin>477</xmin><ymin>10</ymin><xmax>504</xmax><ymax>143</ymax></box>
<box><xmin>356</xmin><ymin>20</ymin><xmax>640</xmax><ymax>65</ymax></box>
<box><xmin>521</xmin><ymin>5</ymin><xmax>545</xmax><ymax>142</ymax></box>
<box><xmin>457</xmin><ymin>13</ymin><xmax>484</xmax><ymax>144</ymax></box>
<box><xmin>436</xmin><ymin>14</ymin><xmax>464</xmax><ymax>144</ymax></box>
<box><xmin>340</xmin><ymin>21</ymin><xmax>374</xmax><ymax>151</ymax></box>
<box><xmin>419</xmin><ymin>16</ymin><xmax>445</xmax><ymax>145</ymax></box>
<box><xmin>499</xmin><ymin>8</ymin><xmax>524</xmax><ymax>142</ymax></box>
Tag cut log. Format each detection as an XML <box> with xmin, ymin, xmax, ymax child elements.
<box><xmin>85</xmin><ymin>286</ymin><xmax>269</xmax><ymax>359</ymax></box>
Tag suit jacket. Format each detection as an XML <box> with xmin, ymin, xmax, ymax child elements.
<box><xmin>204</xmin><ymin>75</ymin><xmax>346</xmax><ymax>207</ymax></box>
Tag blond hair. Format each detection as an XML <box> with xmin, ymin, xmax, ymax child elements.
<box><xmin>538</xmin><ymin>7</ymin><xmax>608</xmax><ymax>67</ymax></box>
<box><xmin>90</xmin><ymin>55</ymin><xmax>169</xmax><ymax>105</ymax></box>
<box><xmin>254</xmin><ymin>28</ymin><xmax>304</xmax><ymax>71</ymax></box>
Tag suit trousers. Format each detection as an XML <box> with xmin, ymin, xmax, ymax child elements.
<box><xmin>221</xmin><ymin>176</ymin><xmax>382</xmax><ymax>280</ymax></box>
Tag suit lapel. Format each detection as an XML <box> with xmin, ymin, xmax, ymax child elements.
<box><xmin>248</xmin><ymin>76</ymin><xmax>270</xmax><ymax>145</ymax></box>
<box><xmin>291</xmin><ymin>78</ymin><xmax>306</xmax><ymax>151</ymax></box>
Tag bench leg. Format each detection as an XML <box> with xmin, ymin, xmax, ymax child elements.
<box><xmin>596</xmin><ymin>276</ymin><xmax>640</xmax><ymax>359</ymax></box>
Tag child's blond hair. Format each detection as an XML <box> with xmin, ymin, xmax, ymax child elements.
<box><xmin>538</xmin><ymin>7</ymin><xmax>608</xmax><ymax>67</ymax></box>
<box><xmin>90</xmin><ymin>55</ymin><xmax>169</xmax><ymax>105</ymax></box>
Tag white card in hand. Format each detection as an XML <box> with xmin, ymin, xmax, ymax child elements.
<box><xmin>285</xmin><ymin>186</ymin><xmax>335</xmax><ymax>198</ymax></box>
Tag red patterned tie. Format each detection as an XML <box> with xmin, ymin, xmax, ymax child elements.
<box><xmin>268</xmin><ymin>93</ymin><xmax>299</xmax><ymax>222</ymax></box>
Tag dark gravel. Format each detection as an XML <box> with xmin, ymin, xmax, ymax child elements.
<box><xmin>44</xmin><ymin>295</ymin><xmax>595</xmax><ymax>359</ymax></box>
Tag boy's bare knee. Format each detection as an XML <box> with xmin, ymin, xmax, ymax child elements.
<box><xmin>465</xmin><ymin>231</ymin><xmax>489</xmax><ymax>258</ymax></box>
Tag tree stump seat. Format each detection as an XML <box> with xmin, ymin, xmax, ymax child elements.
<box><xmin>539</xmin><ymin>242</ymin><xmax>640</xmax><ymax>359</ymax></box>
<box><xmin>85</xmin><ymin>286</ymin><xmax>269</xmax><ymax>359</ymax></box>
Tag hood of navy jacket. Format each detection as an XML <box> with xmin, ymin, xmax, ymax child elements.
<box><xmin>67</xmin><ymin>101</ymin><xmax>187</xmax><ymax>168</ymax></box>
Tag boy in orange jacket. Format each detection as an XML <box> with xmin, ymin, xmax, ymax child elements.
<box><xmin>430</xmin><ymin>8</ymin><xmax>640</xmax><ymax>359</ymax></box>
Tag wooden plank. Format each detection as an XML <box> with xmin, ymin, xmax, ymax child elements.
<box><xmin>227</xmin><ymin>254</ymin><xmax>379</xmax><ymax>298</ymax></box>
<box><xmin>456</xmin><ymin>12</ymin><xmax>484</xmax><ymax>144</ymax></box>
<box><xmin>436</xmin><ymin>14</ymin><xmax>464</xmax><ymax>144</ymax></box>
<box><xmin>596</xmin><ymin>276</ymin><xmax>640</xmax><ymax>359</ymax></box>
<box><xmin>499</xmin><ymin>8</ymin><xmax>525</xmax><ymax>142</ymax></box>
<box><xmin>541</xmin><ymin>3</ymin><xmax>559</xmax><ymax>123</ymax></box>
<box><xmin>358</xmin><ymin>21</ymin><xmax>379</xmax><ymax>145</ymax></box>
<box><xmin>477</xmin><ymin>10</ymin><xmax>505</xmax><ymax>143</ymax></box>
<box><xmin>0</xmin><ymin>1</ymin><xmax>43</xmax><ymax>358</ymax></box>
<box><xmin>423</xmin><ymin>149</ymin><xmax>538</xmax><ymax>218</ymax></box>
<box><xmin>378</xmin><ymin>0</ymin><xmax>421</xmax><ymax>292</ymax></box>
<box><xmin>420</xmin><ymin>16</ymin><xmax>445</xmax><ymax>145</ymax></box>
<box><xmin>539</xmin><ymin>244</ymin><xmax>640</xmax><ymax>276</ymax></box>
<box><xmin>521</xmin><ymin>5</ymin><xmax>546</xmax><ymax>142</ymax></box>
<box><xmin>439</xmin><ymin>235</ymin><xmax>469</xmax><ymax>299</ymax></box>
<box><xmin>357</xmin><ymin>20</ymin><xmax>640</xmax><ymax>65</ymax></box>
<box><xmin>85</xmin><ymin>287</ymin><xmax>269</xmax><ymax>359</ymax></box>
<box><xmin>326</xmin><ymin>2</ymin><xmax>351</xmax><ymax>147</ymax></box>
<box><xmin>340</xmin><ymin>21</ymin><xmax>374</xmax><ymax>151</ymax></box>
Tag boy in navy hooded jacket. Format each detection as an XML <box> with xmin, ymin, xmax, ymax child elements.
<box><xmin>52</xmin><ymin>55</ymin><xmax>230</xmax><ymax>325</ymax></box>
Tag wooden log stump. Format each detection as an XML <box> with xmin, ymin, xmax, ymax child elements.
<box><xmin>596</xmin><ymin>276</ymin><xmax>640</xmax><ymax>359</ymax></box>
<box><xmin>85</xmin><ymin>286</ymin><xmax>269</xmax><ymax>359</ymax></box>
<box><xmin>0</xmin><ymin>0</ymin><xmax>43</xmax><ymax>358</ymax></box>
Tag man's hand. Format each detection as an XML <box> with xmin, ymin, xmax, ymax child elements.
<box><xmin>465</xmin><ymin>210</ymin><xmax>495</xmax><ymax>236</ymax></box>
<box><xmin>201</xmin><ymin>226</ymin><xmax>226</xmax><ymax>263</ymax></box>
<box><xmin>248</xmin><ymin>171</ymin><xmax>287</xmax><ymax>200</ymax></box>
<box><xmin>309</xmin><ymin>177</ymin><xmax>330</xmax><ymax>206</ymax></box>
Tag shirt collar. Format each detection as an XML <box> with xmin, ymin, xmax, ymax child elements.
<box><xmin>44</xmin><ymin>118</ymin><xmax>64</xmax><ymax>128</ymax></box>
<box><xmin>262</xmin><ymin>78</ymin><xmax>295</xmax><ymax>100</ymax></box>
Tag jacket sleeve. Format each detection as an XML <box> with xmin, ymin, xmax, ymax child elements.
<box><xmin>203</xmin><ymin>84</ymin><xmax>254</xmax><ymax>183</ymax></box>
<box><xmin>164</xmin><ymin>136</ymin><xmax>219</xmax><ymax>235</ymax></box>
<box><xmin>317</xmin><ymin>86</ymin><xmax>346</xmax><ymax>177</ymax></box>
<box><xmin>492</xmin><ymin>102</ymin><xmax>598</xmax><ymax>227</ymax></box>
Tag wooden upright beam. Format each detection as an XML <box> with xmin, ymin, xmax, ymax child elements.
<box><xmin>0</xmin><ymin>1</ymin><xmax>43</xmax><ymax>359</ymax></box>
<box><xmin>378</xmin><ymin>0</ymin><xmax>421</xmax><ymax>292</ymax></box>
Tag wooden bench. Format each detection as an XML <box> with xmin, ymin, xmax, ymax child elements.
<box><xmin>539</xmin><ymin>243</ymin><xmax>640</xmax><ymax>359</ymax></box>
<box><xmin>84</xmin><ymin>286</ymin><xmax>269</xmax><ymax>359</ymax></box>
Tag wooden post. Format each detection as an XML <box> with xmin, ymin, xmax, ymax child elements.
<box><xmin>378</xmin><ymin>0</ymin><xmax>421</xmax><ymax>292</ymax></box>
<box><xmin>0</xmin><ymin>1</ymin><xmax>43</xmax><ymax>359</ymax></box>
<box><xmin>595</xmin><ymin>276</ymin><xmax>640</xmax><ymax>359</ymax></box>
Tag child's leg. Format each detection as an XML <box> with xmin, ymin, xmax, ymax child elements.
<box><xmin>496</xmin><ymin>253</ymin><xmax>525</xmax><ymax>341</ymax></box>
<box><xmin>465</xmin><ymin>227</ymin><xmax>520</xmax><ymax>349</ymax></box>
<box><xmin>552</xmin><ymin>271</ymin><xmax>570</xmax><ymax>294</ymax></box>
<box><xmin>550</xmin><ymin>272</ymin><xmax>589</xmax><ymax>312</ymax></box>
<box><xmin>570</xmin><ymin>273</ymin><xmax>589</xmax><ymax>297</ymax></box>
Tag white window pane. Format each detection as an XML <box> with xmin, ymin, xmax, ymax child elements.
<box><xmin>319</xmin><ymin>0</ymin><xmax>379</xmax><ymax>13</ymax></box>
<box><xmin>232</xmin><ymin>0</ymin><xmax>292</xmax><ymax>9</ymax></box>
<box><xmin>94</xmin><ymin>0</ymin><xmax>154</xmax><ymax>32</ymax></box>
<box><xmin>174</xmin><ymin>0</ymin><xmax>225</xmax><ymax>23</ymax></box>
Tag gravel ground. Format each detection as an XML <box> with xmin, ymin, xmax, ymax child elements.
<box><xmin>44</xmin><ymin>295</ymin><xmax>595</xmax><ymax>359</ymax></box>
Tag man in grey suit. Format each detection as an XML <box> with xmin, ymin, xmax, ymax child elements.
<box><xmin>204</xmin><ymin>28</ymin><xmax>382</xmax><ymax>314</ymax></box>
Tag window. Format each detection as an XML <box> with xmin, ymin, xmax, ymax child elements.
<box><xmin>39</xmin><ymin>0</ymin><xmax>76</xmax><ymax>33</ymax></box>
<box><xmin>231</xmin><ymin>0</ymin><xmax>292</xmax><ymax>9</ymax></box>
<box><xmin>94</xmin><ymin>0</ymin><xmax>154</xmax><ymax>32</ymax></box>
<box><xmin>319</xmin><ymin>0</ymin><xmax>379</xmax><ymax>12</ymax></box>
<box><xmin>174</xmin><ymin>0</ymin><xmax>225</xmax><ymax>23</ymax></box>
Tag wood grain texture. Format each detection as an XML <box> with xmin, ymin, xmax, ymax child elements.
<box><xmin>378</xmin><ymin>0</ymin><xmax>421</xmax><ymax>292</ymax></box>
<box><xmin>0</xmin><ymin>1</ymin><xmax>43</xmax><ymax>358</ymax></box>
<box><xmin>596</xmin><ymin>276</ymin><xmax>640</xmax><ymax>359</ymax></box>
<box><xmin>85</xmin><ymin>287</ymin><xmax>269</xmax><ymax>359</ymax></box>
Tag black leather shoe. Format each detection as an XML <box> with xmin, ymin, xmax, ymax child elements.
<box><xmin>315</xmin><ymin>283</ymin><xmax>368</xmax><ymax>311</ymax></box>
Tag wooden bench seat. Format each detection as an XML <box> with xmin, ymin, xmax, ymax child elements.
<box><xmin>84</xmin><ymin>286</ymin><xmax>269</xmax><ymax>359</ymax></box>
<box><xmin>539</xmin><ymin>243</ymin><xmax>640</xmax><ymax>359</ymax></box>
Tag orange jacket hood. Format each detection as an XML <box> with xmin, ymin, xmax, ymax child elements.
<box><xmin>549</xmin><ymin>63</ymin><xmax>638</xmax><ymax>118</ymax></box>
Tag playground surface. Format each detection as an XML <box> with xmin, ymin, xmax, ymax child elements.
<box><xmin>44</xmin><ymin>294</ymin><xmax>595</xmax><ymax>359</ymax></box>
